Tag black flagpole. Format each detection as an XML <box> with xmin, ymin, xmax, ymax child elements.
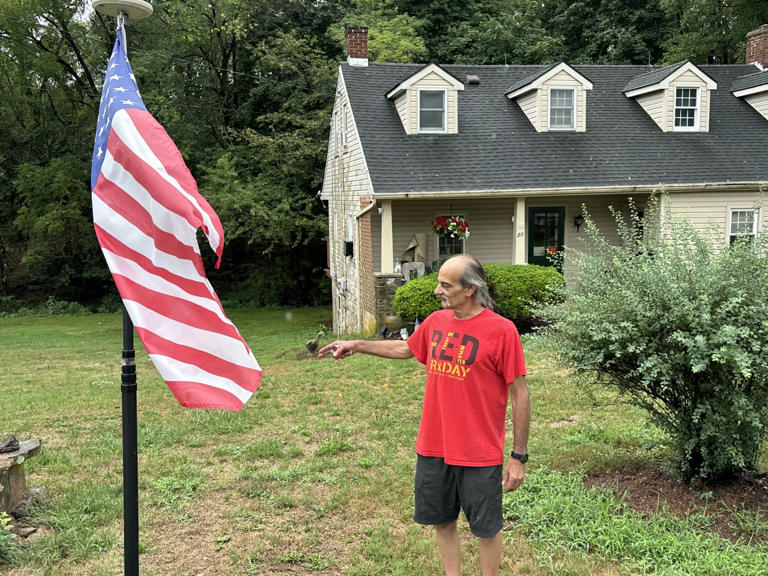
<box><xmin>91</xmin><ymin>4</ymin><xmax>152</xmax><ymax>574</ymax></box>
<box><xmin>121</xmin><ymin>307</ymin><xmax>139</xmax><ymax>576</ymax></box>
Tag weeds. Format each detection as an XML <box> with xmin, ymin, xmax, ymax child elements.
<box><xmin>0</xmin><ymin>512</ymin><xmax>17</xmax><ymax>566</ymax></box>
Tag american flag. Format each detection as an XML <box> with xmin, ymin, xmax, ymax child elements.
<box><xmin>91</xmin><ymin>34</ymin><xmax>262</xmax><ymax>411</ymax></box>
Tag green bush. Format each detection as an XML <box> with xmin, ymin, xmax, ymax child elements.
<box><xmin>392</xmin><ymin>264</ymin><xmax>565</xmax><ymax>329</ymax></box>
<box><xmin>540</xmin><ymin>193</ymin><xmax>768</xmax><ymax>483</ymax></box>
<box><xmin>391</xmin><ymin>272</ymin><xmax>440</xmax><ymax>322</ymax></box>
<box><xmin>484</xmin><ymin>264</ymin><xmax>565</xmax><ymax>329</ymax></box>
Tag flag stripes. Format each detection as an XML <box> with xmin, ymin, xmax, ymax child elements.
<box><xmin>91</xmin><ymin>35</ymin><xmax>260</xmax><ymax>411</ymax></box>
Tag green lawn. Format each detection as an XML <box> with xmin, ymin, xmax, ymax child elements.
<box><xmin>1</xmin><ymin>309</ymin><xmax>767</xmax><ymax>575</ymax></box>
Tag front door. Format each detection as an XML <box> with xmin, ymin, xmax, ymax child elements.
<box><xmin>528</xmin><ymin>207</ymin><xmax>565</xmax><ymax>267</ymax></box>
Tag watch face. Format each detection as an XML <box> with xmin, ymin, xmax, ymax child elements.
<box><xmin>512</xmin><ymin>452</ymin><xmax>528</xmax><ymax>463</ymax></box>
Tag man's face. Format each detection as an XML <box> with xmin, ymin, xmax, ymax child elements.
<box><xmin>434</xmin><ymin>260</ymin><xmax>471</xmax><ymax>310</ymax></box>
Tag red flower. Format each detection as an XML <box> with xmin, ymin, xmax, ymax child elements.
<box><xmin>431</xmin><ymin>216</ymin><xmax>470</xmax><ymax>239</ymax></box>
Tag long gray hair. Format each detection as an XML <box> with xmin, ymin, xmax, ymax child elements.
<box><xmin>453</xmin><ymin>254</ymin><xmax>495</xmax><ymax>310</ymax></box>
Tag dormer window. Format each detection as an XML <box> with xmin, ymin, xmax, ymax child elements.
<box><xmin>549</xmin><ymin>88</ymin><xmax>575</xmax><ymax>130</ymax></box>
<box><xmin>623</xmin><ymin>62</ymin><xmax>716</xmax><ymax>133</ymax></box>
<box><xmin>505</xmin><ymin>62</ymin><xmax>592</xmax><ymax>133</ymax></box>
<box><xmin>674</xmin><ymin>87</ymin><xmax>699</xmax><ymax>130</ymax></box>
<box><xmin>386</xmin><ymin>63</ymin><xmax>464</xmax><ymax>135</ymax></box>
<box><xmin>419</xmin><ymin>89</ymin><xmax>446</xmax><ymax>132</ymax></box>
<box><xmin>730</xmin><ymin>69</ymin><xmax>768</xmax><ymax>122</ymax></box>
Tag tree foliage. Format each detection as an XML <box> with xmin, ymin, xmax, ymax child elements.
<box><xmin>1</xmin><ymin>0</ymin><xmax>765</xmax><ymax>305</ymax></box>
<box><xmin>541</xmin><ymin>194</ymin><xmax>768</xmax><ymax>482</ymax></box>
<box><xmin>661</xmin><ymin>0</ymin><xmax>768</xmax><ymax>64</ymax></box>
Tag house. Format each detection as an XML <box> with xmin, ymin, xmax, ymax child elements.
<box><xmin>321</xmin><ymin>26</ymin><xmax>768</xmax><ymax>335</ymax></box>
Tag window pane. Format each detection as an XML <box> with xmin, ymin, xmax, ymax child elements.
<box><xmin>676</xmin><ymin>88</ymin><xmax>697</xmax><ymax>107</ymax></box>
<box><xmin>550</xmin><ymin>89</ymin><xmax>574</xmax><ymax>129</ymax></box>
<box><xmin>420</xmin><ymin>110</ymin><xmax>444</xmax><ymax>129</ymax></box>
<box><xmin>438</xmin><ymin>235</ymin><xmax>464</xmax><ymax>260</ymax></box>
<box><xmin>730</xmin><ymin>210</ymin><xmax>756</xmax><ymax>235</ymax></box>
<box><xmin>551</xmin><ymin>89</ymin><xmax>573</xmax><ymax>107</ymax></box>
<box><xmin>674</xmin><ymin>108</ymin><xmax>695</xmax><ymax>127</ymax></box>
<box><xmin>420</xmin><ymin>91</ymin><xmax>444</xmax><ymax>110</ymax></box>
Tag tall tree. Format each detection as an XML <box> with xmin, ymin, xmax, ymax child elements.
<box><xmin>439</xmin><ymin>0</ymin><xmax>563</xmax><ymax>65</ymax></box>
<box><xmin>541</xmin><ymin>0</ymin><xmax>671</xmax><ymax>64</ymax></box>
<box><xmin>661</xmin><ymin>0</ymin><xmax>768</xmax><ymax>64</ymax></box>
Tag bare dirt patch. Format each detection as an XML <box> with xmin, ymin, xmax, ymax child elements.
<box><xmin>585</xmin><ymin>463</ymin><xmax>768</xmax><ymax>544</ymax></box>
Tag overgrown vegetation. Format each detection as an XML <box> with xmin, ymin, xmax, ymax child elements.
<box><xmin>392</xmin><ymin>264</ymin><xmax>564</xmax><ymax>330</ymax></box>
<box><xmin>541</xmin><ymin>194</ymin><xmax>768</xmax><ymax>483</ymax></box>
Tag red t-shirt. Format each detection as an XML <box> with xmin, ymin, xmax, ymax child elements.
<box><xmin>407</xmin><ymin>308</ymin><xmax>526</xmax><ymax>467</ymax></box>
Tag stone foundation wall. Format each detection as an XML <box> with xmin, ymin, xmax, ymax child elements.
<box><xmin>374</xmin><ymin>273</ymin><xmax>404</xmax><ymax>327</ymax></box>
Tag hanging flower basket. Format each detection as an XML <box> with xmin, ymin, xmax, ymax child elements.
<box><xmin>431</xmin><ymin>215</ymin><xmax>470</xmax><ymax>239</ymax></box>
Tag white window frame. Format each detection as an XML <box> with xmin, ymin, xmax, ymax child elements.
<box><xmin>728</xmin><ymin>208</ymin><xmax>759</xmax><ymax>245</ymax></box>
<box><xmin>548</xmin><ymin>87</ymin><xmax>575</xmax><ymax>131</ymax></box>
<box><xmin>434</xmin><ymin>214</ymin><xmax>466</xmax><ymax>263</ymax></box>
<box><xmin>418</xmin><ymin>88</ymin><xmax>447</xmax><ymax>133</ymax></box>
<box><xmin>341</xmin><ymin>103</ymin><xmax>348</xmax><ymax>150</ymax></box>
<box><xmin>673</xmin><ymin>87</ymin><xmax>700</xmax><ymax>131</ymax></box>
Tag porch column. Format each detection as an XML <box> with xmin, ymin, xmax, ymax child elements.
<box><xmin>514</xmin><ymin>197</ymin><xmax>526</xmax><ymax>264</ymax></box>
<box><xmin>380</xmin><ymin>200</ymin><xmax>394</xmax><ymax>273</ymax></box>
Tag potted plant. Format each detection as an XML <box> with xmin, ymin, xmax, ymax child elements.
<box><xmin>431</xmin><ymin>215</ymin><xmax>470</xmax><ymax>239</ymax></box>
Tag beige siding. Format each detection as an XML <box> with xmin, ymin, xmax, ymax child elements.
<box><xmin>665</xmin><ymin>72</ymin><xmax>710</xmax><ymax>132</ymax></box>
<box><xmin>371</xmin><ymin>195</ymin><xmax>644</xmax><ymax>281</ymax></box>
<box><xmin>517</xmin><ymin>91</ymin><xmax>539</xmax><ymax>132</ymax></box>
<box><xmin>405</xmin><ymin>73</ymin><xmax>460</xmax><ymax>134</ymax></box>
<box><xmin>667</xmin><ymin>190</ymin><xmax>765</xmax><ymax>248</ymax></box>
<box><xmin>526</xmin><ymin>195</ymin><xmax>645</xmax><ymax>282</ymax></box>
<box><xmin>372</xmin><ymin>199</ymin><xmax>516</xmax><ymax>272</ymax></box>
<box><xmin>745</xmin><ymin>92</ymin><xmax>768</xmax><ymax>121</ymax></box>
<box><xmin>540</xmin><ymin>70</ymin><xmax>588</xmax><ymax>132</ymax></box>
<box><xmin>636</xmin><ymin>91</ymin><xmax>665</xmax><ymax>130</ymax></box>
<box><xmin>394</xmin><ymin>93</ymin><xmax>408</xmax><ymax>132</ymax></box>
<box><xmin>322</xmin><ymin>71</ymin><xmax>374</xmax><ymax>334</ymax></box>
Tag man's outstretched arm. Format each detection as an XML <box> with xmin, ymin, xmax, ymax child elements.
<box><xmin>317</xmin><ymin>339</ymin><xmax>414</xmax><ymax>361</ymax></box>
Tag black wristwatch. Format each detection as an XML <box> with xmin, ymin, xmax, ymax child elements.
<box><xmin>510</xmin><ymin>451</ymin><xmax>528</xmax><ymax>464</ymax></box>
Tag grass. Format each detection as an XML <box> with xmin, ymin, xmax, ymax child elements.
<box><xmin>0</xmin><ymin>308</ymin><xmax>766</xmax><ymax>575</ymax></box>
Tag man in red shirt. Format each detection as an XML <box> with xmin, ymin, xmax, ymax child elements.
<box><xmin>318</xmin><ymin>254</ymin><xmax>529</xmax><ymax>576</ymax></box>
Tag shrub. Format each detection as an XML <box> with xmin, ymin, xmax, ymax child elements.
<box><xmin>484</xmin><ymin>264</ymin><xmax>565</xmax><ymax>330</ymax></box>
<box><xmin>392</xmin><ymin>264</ymin><xmax>565</xmax><ymax>329</ymax></box>
<box><xmin>540</xmin><ymin>193</ymin><xmax>768</xmax><ymax>483</ymax></box>
<box><xmin>391</xmin><ymin>272</ymin><xmax>440</xmax><ymax>322</ymax></box>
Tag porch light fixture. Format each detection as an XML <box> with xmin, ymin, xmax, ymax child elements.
<box><xmin>574</xmin><ymin>214</ymin><xmax>585</xmax><ymax>232</ymax></box>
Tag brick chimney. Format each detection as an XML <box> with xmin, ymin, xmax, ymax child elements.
<box><xmin>345</xmin><ymin>27</ymin><xmax>368</xmax><ymax>67</ymax></box>
<box><xmin>746</xmin><ymin>24</ymin><xmax>768</xmax><ymax>68</ymax></box>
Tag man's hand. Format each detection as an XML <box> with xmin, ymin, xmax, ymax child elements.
<box><xmin>317</xmin><ymin>341</ymin><xmax>353</xmax><ymax>361</ymax></box>
<box><xmin>502</xmin><ymin>458</ymin><xmax>525</xmax><ymax>492</ymax></box>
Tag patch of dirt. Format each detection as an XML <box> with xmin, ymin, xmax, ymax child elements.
<box><xmin>585</xmin><ymin>463</ymin><xmax>768</xmax><ymax>543</ymax></box>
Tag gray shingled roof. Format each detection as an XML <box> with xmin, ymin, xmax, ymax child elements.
<box><xmin>621</xmin><ymin>61</ymin><xmax>688</xmax><ymax>93</ymax></box>
<box><xmin>505</xmin><ymin>62</ymin><xmax>559</xmax><ymax>95</ymax></box>
<box><xmin>340</xmin><ymin>62</ymin><xmax>768</xmax><ymax>196</ymax></box>
<box><xmin>731</xmin><ymin>69</ymin><xmax>768</xmax><ymax>93</ymax></box>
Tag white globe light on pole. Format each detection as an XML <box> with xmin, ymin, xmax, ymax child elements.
<box><xmin>92</xmin><ymin>0</ymin><xmax>153</xmax><ymax>19</ymax></box>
